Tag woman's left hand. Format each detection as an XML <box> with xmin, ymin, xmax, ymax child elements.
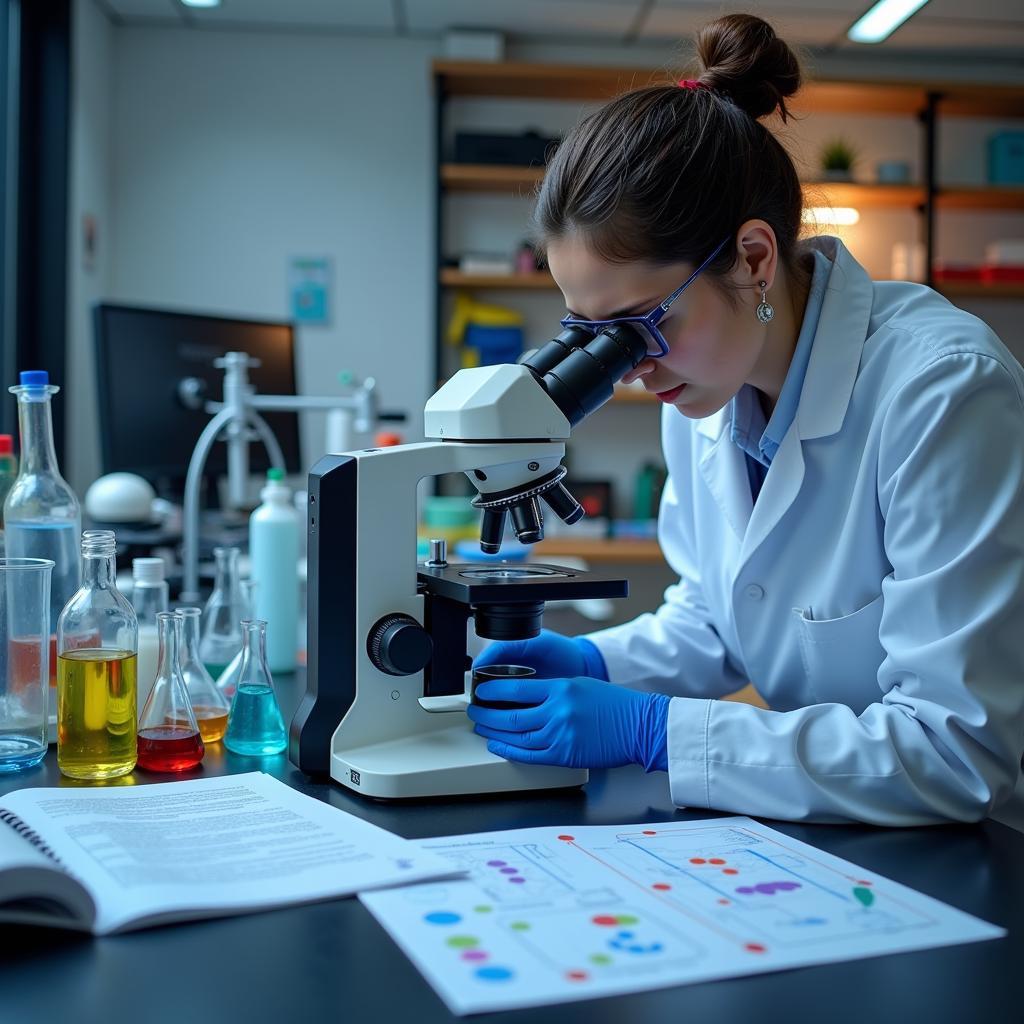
<box><xmin>467</xmin><ymin>676</ymin><xmax>670</xmax><ymax>771</ymax></box>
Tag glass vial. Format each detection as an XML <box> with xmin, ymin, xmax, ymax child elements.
<box><xmin>199</xmin><ymin>546</ymin><xmax>246</xmax><ymax>678</ymax></box>
<box><xmin>6</xmin><ymin>372</ymin><xmax>82</xmax><ymax>687</ymax></box>
<box><xmin>56</xmin><ymin>530</ymin><xmax>137</xmax><ymax>780</ymax></box>
<box><xmin>177</xmin><ymin>607</ymin><xmax>229</xmax><ymax>742</ymax></box>
<box><xmin>137</xmin><ymin>611</ymin><xmax>204</xmax><ymax>772</ymax></box>
<box><xmin>224</xmin><ymin>619</ymin><xmax>287</xmax><ymax>756</ymax></box>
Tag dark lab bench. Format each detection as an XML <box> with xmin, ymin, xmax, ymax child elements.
<box><xmin>2</xmin><ymin>673</ymin><xmax>1023</xmax><ymax>1024</ymax></box>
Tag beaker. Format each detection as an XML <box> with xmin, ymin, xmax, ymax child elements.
<box><xmin>177</xmin><ymin>607</ymin><xmax>229</xmax><ymax>742</ymax></box>
<box><xmin>138</xmin><ymin>612</ymin><xmax>204</xmax><ymax>772</ymax></box>
<box><xmin>56</xmin><ymin>530</ymin><xmax>138</xmax><ymax>780</ymax></box>
<box><xmin>223</xmin><ymin>619</ymin><xmax>287</xmax><ymax>756</ymax></box>
<box><xmin>199</xmin><ymin>546</ymin><xmax>246</xmax><ymax>677</ymax></box>
<box><xmin>0</xmin><ymin>558</ymin><xmax>54</xmax><ymax>772</ymax></box>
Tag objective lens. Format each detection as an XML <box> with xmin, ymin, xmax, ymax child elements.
<box><xmin>510</xmin><ymin>498</ymin><xmax>544</xmax><ymax>544</ymax></box>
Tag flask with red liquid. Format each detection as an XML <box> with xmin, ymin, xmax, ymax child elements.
<box><xmin>137</xmin><ymin>612</ymin><xmax>204</xmax><ymax>772</ymax></box>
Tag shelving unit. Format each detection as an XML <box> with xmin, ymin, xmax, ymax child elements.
<box><xmin>432</xmin><ymin>60</ymin><xmax>1024</xmax><ymax>560</ymax></box>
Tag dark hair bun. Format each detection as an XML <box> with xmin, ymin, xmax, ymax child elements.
<box><xmin>695</xmin><ymin>14</ymin><xmax>801</xmax><ymax>122</ymax></box>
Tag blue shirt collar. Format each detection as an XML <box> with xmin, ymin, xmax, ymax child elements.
<box><xmin>730</xmin><ymin>248</ymin><xmax>832</xmax><ymax>467</ymax></box>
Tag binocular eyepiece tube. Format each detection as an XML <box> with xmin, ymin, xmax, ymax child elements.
<box><xmin>523</xmin><ymin>323</ymin><xmax>649</xmax><ymax>427</ymax></box>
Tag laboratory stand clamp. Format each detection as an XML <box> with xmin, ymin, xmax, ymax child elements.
<box><xmin>178</xmin><ymin>351</ymin><xmax>378</xmax><ymax>603</ymax></box>
<box><xmin>291</xmin><ymin>322</ymin><xmax>649</xmax><ymax>799</ymax></box>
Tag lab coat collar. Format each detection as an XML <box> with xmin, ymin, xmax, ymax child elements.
<box><xmin>795</xmin><ymin>236</ymin><xmax>872</xmax><ymax>441</ymax></box>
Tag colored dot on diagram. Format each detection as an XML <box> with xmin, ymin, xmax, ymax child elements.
<box><xmin>652</xmin><ymin>883</ymin><xmax>672</xmax><ymax>891</ymax></box>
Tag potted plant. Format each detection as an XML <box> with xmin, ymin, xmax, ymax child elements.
<box><xmin>820</xmin><ymin>138</ymin><xmax>858</xmax><ymax>181</ymax></box>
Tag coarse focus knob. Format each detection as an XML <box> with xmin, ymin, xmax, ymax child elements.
<box><xmin>367</xmin><ymin>614</ymin><xmax>433</xmax><ymax>676</ymax></box>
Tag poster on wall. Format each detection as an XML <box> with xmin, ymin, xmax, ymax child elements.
<box><xmin>289</xmin><ymin>256</ymin><xmax>332</xmax><ymax>326</ymax></box>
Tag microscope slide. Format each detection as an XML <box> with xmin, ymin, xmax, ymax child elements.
<box><xmin>360</xmin><ymin>816</ymin><xmax>1002</xmax><ymax>1014</ymax></box>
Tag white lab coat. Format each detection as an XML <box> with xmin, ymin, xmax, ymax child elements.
<box><xmin>588</xmin><ymin>236</ymin><xmax>1024</xmax><ymax>828</ymax></box>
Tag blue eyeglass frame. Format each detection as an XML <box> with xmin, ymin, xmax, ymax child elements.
<box><xmin>559</xmin><ymin>237</ymin><xmax>731</xmax><ymax>358</ymax></box>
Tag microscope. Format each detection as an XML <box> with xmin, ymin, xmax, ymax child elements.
<box><xmin>290</xmin><ymin>322</ymin><xmax>648</xmax><ymax>799</ymax></box>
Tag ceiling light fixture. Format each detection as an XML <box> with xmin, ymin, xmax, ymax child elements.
<box><xmin>847</xmin><ymin>0</ymin><xmax>931</xmax><ymax>43</ymax></box>
<box><xmin>180</xmin><ymin>0</ymin><xmax>222</xmax><ymax>9</ymax></box>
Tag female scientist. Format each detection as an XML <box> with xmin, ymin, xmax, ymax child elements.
<box><xmin>468</xmin><ymin>14</ymin><xmax>1024</xmax><ymax>829</ymax></box>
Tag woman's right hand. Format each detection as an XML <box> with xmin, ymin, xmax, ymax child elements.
<box><xmin>473</xmin><ymin>629</ymin><xmax>608</xmax><ymax>681</ymax></box>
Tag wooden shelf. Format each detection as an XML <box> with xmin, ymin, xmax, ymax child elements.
<box><xmin>803</xmin><ymin>182</ymin><xmax>926</xmax><ymax>208</ymax></box>
<box><xmin>441</xmin><ymin>268</ymin><xmax>555</xmax><ymax>289</ymax></box>
<box><xmin>434</xmin><ymin>60</ymin><xmax>1024</xmax><ymax>119</ymax></box>
<box><xmin>433</xmin><ymin>60</ymin><xmax>932</xmax><ymax>114</ymax></box>
<box><xmin>937</xmin><ymin>282</ymin><xmax>1024</xmax><ymax>299</ymax></box>
<box><xmin>441</xmin><ymin>163</ymin><xmax>544</xmax><ymax>193</ymax></box>
<box><xmin>935</xmin><ymin>187</ymin><xmax>1024</xmax><ymax>210</ymax></box>
<box><xmin>534</xmin><ymin>537</ymin><xmax>663</xmax><ymax>564</ymax></box>
<box><xmin>443</xmin><ymin>167</ymin><xmax>932</xmax><ymax>209</ymax></box>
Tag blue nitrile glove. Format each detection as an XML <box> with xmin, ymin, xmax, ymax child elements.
<box><xmin>466</xmin><ymin>675</ymin><xmax>670</xmax><ymax>771</ymax></box>
<box><xmin>473</xmin><ymin>629</ymin><xmax>609</xmax><ymax>681</ymax></box>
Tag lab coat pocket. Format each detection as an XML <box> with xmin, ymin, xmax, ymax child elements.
<box><xmin>794</xmin><ymin>594</ymin><xmax>885</xmax><ymax>712</ymax></box>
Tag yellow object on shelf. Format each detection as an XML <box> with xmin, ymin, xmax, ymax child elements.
<box><xmin>446</xmin><ymin>292</ymin><xmax>523</xmax><ymax>345</ymax></box>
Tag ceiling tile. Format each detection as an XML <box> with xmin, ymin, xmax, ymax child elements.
<box><xmin>183</xmin><ymin>0</ymin><xmax>395</xmax><ymax>30</ymax></box>
<box><xmin>841</xmin><ymin>20</ymin><xmax>1024</xmax><ymax>50</ymax></box>
<box><xmin>639</xmin><ymin>7</ymin><xmax>852</xmax><ymax>47</ymax></box>
<box><xmin>405</xmin><ymin>0</ymin><xmax>640</xmax><ymax>38</ymax></box>
<box><xmin>106</xmin><ymin>0</ymin><xmax>180</xmax><ymax>17</ymax></box>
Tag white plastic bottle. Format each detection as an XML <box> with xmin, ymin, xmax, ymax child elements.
<box><xmin>131</xmin><ymin>557</ymin><xmax>168</xmax><ymax>717</ymax></box>
<box><xmin>249</xmin><ymin>469</ymin><xmax>299</xmax><ymax>673</ymax></box>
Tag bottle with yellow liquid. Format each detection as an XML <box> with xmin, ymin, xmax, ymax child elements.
<box><xmin>56</xmin><ymin>530</ymin><xmax>138</xmax><ymax>779</ymax></box>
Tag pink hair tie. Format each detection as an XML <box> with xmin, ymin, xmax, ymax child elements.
<box><xmin>677</xmin><ymin>78</ymin><xmax>706</xmax><ymax>90</ymax></box>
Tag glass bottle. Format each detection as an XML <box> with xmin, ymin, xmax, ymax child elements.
<box><xmin>56</xmin><ymin>530</ymin><xmax>137</xmax><ymax>780</ymax></box>
<box><xmin>199</xmin><ymin>546</ymin><xmax>246</xmax><ymax>677</ymax></box>
<box><xmin>224</xmin><ymin>619</ymin><xmax>287</xmax><ymax>756</ymax></box>
<box><xmin>137</xmin><ymin>611</ymin><xmax>204</xmax><ymax>772</ymax></box>
<box><xmin>215</xmin><ymin>579</ymin><xmax>257</xmax><ymax>699</ymax></box>
<box><xmin>131</xmin><ymin>557</ymin><xmax>169</xmax><ymax>719</ymax></box>
<box><xmin>177</xmin><ymin>607</ymin><xmax>229</xmax><ymax>742</ymax></box>
<box><xmin>5</xmin><ymin>372</ymin><xmax>82</xmax><ymax>686</ymax></box>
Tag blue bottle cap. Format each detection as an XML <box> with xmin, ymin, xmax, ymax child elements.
<box><xmin>19</xmin><ymin>370</ymin><xmax>49</xmax><ymax>388</ymax></box>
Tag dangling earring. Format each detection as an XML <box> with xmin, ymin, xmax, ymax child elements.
<box><xmin>756</xmin><ymin>281</ymin><xmax>775</xmax><ymax>324</ymax></box>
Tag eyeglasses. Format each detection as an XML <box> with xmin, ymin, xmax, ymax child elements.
<box><xmin>559</xmin><ymin>237</ymin><xmax>730</xmax><ymax>358</ymax></box>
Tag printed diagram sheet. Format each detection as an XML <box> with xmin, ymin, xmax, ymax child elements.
<box><xmin>360</xmin><ymin>817</ymin><xmax>1003</xmax><ymax>1014</ymax></box>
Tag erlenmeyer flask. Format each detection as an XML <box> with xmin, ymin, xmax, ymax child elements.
<box><xmin>199</xmin><ymin>546</ymin><xmax>246</xmax><ymax>677</ymax></box>
<box><xmin>215</xmin><ymin>579</ymin><xmax>258</xmax><ymax>700</ymax></box>
<box><xmin>138</xmin><ymin>612</ymin><xmax>204</xmax><ymax>771</ymax></box>
<box><xmin>177</xmin><ymin>607</ymin><xmax>229</xmax><ymax>742</ymax></box>
<box><xmin>224</xmin><ymin>619</ymin><xmax>287</xmax><ymax>756</ymax></box>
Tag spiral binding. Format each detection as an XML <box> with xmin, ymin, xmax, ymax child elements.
<box><xmin>0</xmin><ymin>808</ymin><xmax>63</xmax><ymax>865</ymax></box>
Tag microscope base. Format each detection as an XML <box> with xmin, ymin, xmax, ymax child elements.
<box><xmin>331</xmin><ymin>722</ymin><xmax>588</xmax><ymax>799</ymax></box>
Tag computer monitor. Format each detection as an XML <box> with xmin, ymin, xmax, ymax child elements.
<box><xmin>93</xmin><ymin>303</ymin><xmax>303</xmax><ymax>494</ymax></box>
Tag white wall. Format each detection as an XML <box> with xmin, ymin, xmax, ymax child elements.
<box><xmin>69</xmin><ymin>23</ymin><xmax>438</xmax><ymax>490</ymax></box>
<box><xmin>66</xmin><ymin>0</ymin><xmax>113</xmax><ymax>494</ymax></box>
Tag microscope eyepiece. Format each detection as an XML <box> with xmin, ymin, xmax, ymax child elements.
<box><xmin>527</xmin><ymin>323</ymin><xmax>648</xmax><ymax>427</ymax></box>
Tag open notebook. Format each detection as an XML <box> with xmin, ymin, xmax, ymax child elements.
<box><xmin>0</xmin><ymin>772</ymin><xmax>456</xmax><ymax>934</ymax></box>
